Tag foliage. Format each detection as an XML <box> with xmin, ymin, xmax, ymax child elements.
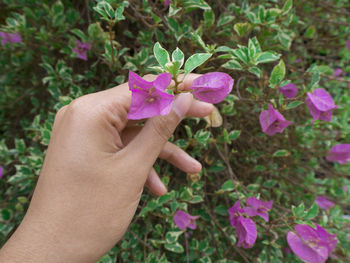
<box><xmin>1</xmin><ymin>0</ymin><xmax>350</xmax><ymax>262</ymax></box>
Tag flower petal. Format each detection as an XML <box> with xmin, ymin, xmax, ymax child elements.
<box><xmin>287</xmin><ymin>231</ymin><xmax>328</xmax><ymax>263</ymax></box>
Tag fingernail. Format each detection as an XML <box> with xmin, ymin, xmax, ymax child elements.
<box><xmin>158</xmin><ymin>181</ymin><xmax>168</xmax><ymax>195</ymax></box>
<box><xmin>173</xmin><ymin>93</ymin><xmax>193</xmax><ymax>118</ymax></box>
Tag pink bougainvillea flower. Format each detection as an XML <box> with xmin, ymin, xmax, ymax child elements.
<box><xmin>72</xmin><ymin>40</ymin><xmax>91</xmax><ymax>61</ymax></box>
<box><xmin>190</xmin><ymin>72</ymin><xmax>234</xmax><ymax>104</ymax></box>
<box><xmin>228</xmin><ymin>201</ymin><xmax>257</xmax><ymax>248</ymax></box>
<box><xmin>0</xmin><ymin>166</ymin><xmax>2</xmax><ymax>179</ymax></box>
<box><xmin>127</xmin><ymin>71</ymin><xmax>174</xmax><ymax>120</ymax></box>
<box><xmin>164</xmin><ymin>0</ymin><xmax>171</xmax><ymax>7</ymax></box>
<box><xmin>287</xmin><ymin>224</ymin><xmax>337</xmax><ymax>263</ymax></box>
<box><xmin>243</xmin><ymin>196</ymin><xmax>273</xmax><ymax>222</ymax></box>
<box><xmin>0</xmin><ymin>32</ymin><xmax>22</xmax><ymax>45</ymax></box>
<box><xmin>333</xmin><ymin>68</ymin><xmax>343</xmax><ymax>78</ymax></box>
<box><xmin>315</xmin><ymin>196</ymin><xmax>335</xmax><ymax>211</ymax></box>
<box><xmin>236</xmin><ymin>216</ymin><xmax>257</xmax><ymax>248</ymax></box>
<box><xmin>228</xmin><ymin>201</ymin><xmax>245</xmax><ymax>227</ymax></box>
<box><xmin>305</xmin><ymin>88</ymin><xmax>338</xmax><ymax>122</ymax></box>
<box><xmin>279</xmin><ymin>83</ymin><xmax>298</xmax><ymax>98</ymax></box>
<box><xmin>326</xmin><ymin>144</ymin><xmax>350</xmax><ymax>165</ymax></box>
<box><xmin>347</xmin><ymin>39</ymin><xmax>350</xmax><ymax>50</ymax></box>
<box><xmin>173</xmin><ymin>210</ymin><xmax>200</xmax><ymax>231</ymax></box>
<box><xmin>259</xmin><ymin>104</ymin><xmax>291</xmax><ymax>136</ymax></box>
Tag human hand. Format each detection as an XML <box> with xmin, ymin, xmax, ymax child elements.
<box><xmin>0</xmin><ymin>74</ymin><xmax>213</xmax><ymax>263</ymax></box>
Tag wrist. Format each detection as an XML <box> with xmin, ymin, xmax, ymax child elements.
<box><xmin>0</xmin><ymin>213</ymin><xmax>95</xmax><ymax>263</ymax></box>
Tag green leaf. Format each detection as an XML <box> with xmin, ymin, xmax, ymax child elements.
<box><xmin>204</xmin><ymin>9</ymin><xmax>215</xmax><ymax>27</ymax></box>
<box><xmin>272</xmin><ymin>149</ymin><xmax>290</xmax><ymax>157</ymax></box>
<box><xmin>304</xmin><ymin>26</ymin><xmax>316</xmax><ymax>38</ymax></box>
<box><xmin>286</xmin><ymin>101</ymin><xmax>303</xmax><ymax>110</ymax></box>
<box><xmin>248</xmin><ymin>66</ymin><xmax>262</xmax><ymax>78</ymax></box>
<box><xmin>304</xmin><ymin>203</ymin><xmax>319</xmax><ymax>220</ymax></box>
<box><xmin>232</xmin><ymin>48</ymin><xmax>249</xmax><ymax>64</ymax></box>
<box><xmin>282</xmin><ymin>0</ymin><xmax>293</xmax><ymax>14</ymax></box>
<box><xmin>217</xmin><ymin>14</ymin><xmax>235</xmax><ymax>27</ymax></box>
<box><xmin>194</xmin><ymin>129</ymin><xmax>211</xmax><ymax>145</ymax></box>
<box><xmin>164</xmin><ymin>242</ymin><xmax>184</xmax><ymax>253</ymax></box>
<box><xmin>114</xmin><ymin>6</ymin><xmax>126</xmax><ymax>22</ymax></box>
<box><xmin>172</xmin><ymin>47</ymin><xmax>184</xmax><ymax>68</ymax></box>
<box><xmin>221</xmin><ymin>180</ymin><xmax>235</xmax><ymax>191</ymax></box>
<box><xmin>222</xmin><ymin>59</ymin><xmax>243</xmax><ymax>70</ymax></box>
<box><xmin>15</xmin><ymin>139</ymin><xmax>25</xmax><ymax>154</ymax></box>
<box><xmin>184</xmin><ymin>53</ymin><xmax>212</xmax><ymax>75</ymax></box>
<box><xmin>165</xmin><ymin>230</ymin><xmax>183</xmax><ymax>243</ymax></box>
<box><xmin>228</xmin><ymin>130</ymin><xmax>241</xmax><ymax>141</ymax></box>
<box><xmin>71</xmin><ymin>29</ymin><xmax>87</xmax><ymax>42</ymax></box>
<box><xmin>269</xmin><ymin>59</ymin><xmax>286</xmax><ymax>86</ymax></box>
<box><xmin>250</xmin><ymin>37</ymin><xmax>262</xmax><ymax>53</ymax></box>
<box><xmin>255</xmin><ymin>52</ymin><xmax>281</xmax><ymax>64</ymax></box>
<box><xmin>153</xmin><ymin>42</ymin><xmax>170</xmax><ymax>69</ymax></box>
<box><xmin>292</xmin><ymin>202</ymin><xmax>305</xmax><ymax>218</ymax></box>
<box><xmin>278</xmin><ymin>32</ymin><xmax>292</xmax><ymax>50</ymax></box>
<box><xmin>234</xmin><ymin>22</ymin><xmax>251</xmax><ymax>37</ymax></box>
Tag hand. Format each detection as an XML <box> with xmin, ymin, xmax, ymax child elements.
<box><xmin>0</xmin><ymin>74</ymin><xmax>213</xmax><ymax>263</ymax></box>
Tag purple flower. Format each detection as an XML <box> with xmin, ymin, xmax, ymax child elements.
<box><xmin>347</xmin><ymin>39</ymin><xmax>350</xmax><ymax>50</ymax></box>
<box><xmin>0</xmin><ymin>166</ymin><xmax>2</xmax><ymax>179</ymax></box>
<box><xmin>72</xmin><ymin>40</ymin><xmax>91</xmax><ymax>61</ymax></box>
<box><xmin>287</xmin><ymin>224</ymin><xmax>337</xmax><ymax>263</ymax></box>
<box><xmin>315</xmin><ymin>196</ymin><xmax>335</xmax><ymax>211</ymax></box>
<box><xmin>190</xmin><ymin>72</ymin><xmax>234</xmax><ymax>104</ymax></box>
<box><xmin>279</xmin><ymin>83</ymin><xmax>298</xmax><ymax>98</ymax></box>
<box><xmin>305</xmin><ymin>88</ymin><xmax>337</xmax><ymax>122</ymax></box>
<box><xmin>228</xmin><ymin>201</ymin><xmax>257</xmax><ymax>248</ymax></box>
<box><xmin>127</xmin><ymin>71</ymin><xmax>174</xmax><ymax>120</ymax></box>
<box><xmin>243</xmin><ymin>197</ymin><xmax>273</xmax><ymax>222</ymax></box>
<box><xmin>326</xmin><ymin>144</ymin><xmax>350</xmax><ymax>165</ymax></box>
<box><xmin>173</xmin><ymin>210</ymin><xmax>199</xmax><ymax>231</ymax></box>
<box><xmin>333</xmin><ymin>68</ymin><xmax>343</xmax><ymax>78</ymax></box>
<box><xmin>259</xmin><ymin>104</ymin><xmax>291</xmax><ymax>136</ymax></box>
<box><xmin>228</xmin><ymin>201</ymin><xmax>245</xmax><ymax>227</ymax></box>
<box><xmin>236</xmin><ymin>216</ymin><xmax>257</xmax><ymax>248</ymax></box>
<box><xmin>0</xmin><ymin>32</ymin><xmax>22</xmax><ymax>45</ymax></box>
<box><xmin>164</xmin><ymin>0</ymin><xmax>171</xmax><ymax>7</ymax></box>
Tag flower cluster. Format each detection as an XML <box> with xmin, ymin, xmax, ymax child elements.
<box><xmin>173</xmin><ymin>210</ymin><xmax>199</xmax><ymax>231</ymax></box>
<box><xmin>227</xmin><ymin>197</ymin><xmax>273</xmax><ymax>248</ymax></box>
<box><xmin>305</xmin><ymin>88</ymin><xmax>338</xmax><ymax>123</ymax></box>
<box><xmin>72</xmin><ymin>40</ymin><xmax>91</xmax><ymax>61</ymax></box>
<box><xmin>259</xmin><ymin>104</ymin><xmax>291</xmax><ymax>136</ymax></box>
<box><xmin>287</xmin><ymin>224</ymin><xmax>337</xmax><ymax>263</ymax></box>
<box><xmin>127</xmin><ymin>71</ymin><xmax>233</xmax><ymax>120</ymax></box>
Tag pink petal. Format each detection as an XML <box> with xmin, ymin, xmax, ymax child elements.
<box><xmin>287</xmin><ymin>231</ymin><xmax>328</xmax><ymax>263</ymax></box>
<box><xmin>236</xmin><ymin>217</ymin><xmax>257</xmax><ymax>248</ymax></box>
<box><xmin>191</xmin><ymin>72</ymin><xmax>234</xmax><ymax>104</ymax></box>
<box><xmin>305</xmin><ymin>97</ymin><xmax>321</xmax><ymax>122</ymax></box>
<box><xmin>315</xmin><ymin>196</ymin><xmax>335</xmax><ymax>211</ymax></box>
<box><xmin>307</xmin><ymin>89</ymin><xmax>337</xmax><ymax>112</ymax></box>
<box><xmin>153</xmin><ymin>73</ymin><xmax>172</xmax><ymax>91</ymax></box>
<box><xmin>326</xmin><ymin>144</ymin><xmax>350</xmax><ymax>165</ymax></box>
<box><xmin>279</xmin><ymin>83</ymin><xmax>298</xmax><ymax>98</ymax></box>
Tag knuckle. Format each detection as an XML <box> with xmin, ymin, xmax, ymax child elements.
<box><xmin>67</xmin><ymin>96</ymin><xmax>89</xmax><ymax>115</ymax></box>
<box><xmin>55</xmin><ymin>105</ymin><xmax>68</xmax><ymax>121</ymax></box>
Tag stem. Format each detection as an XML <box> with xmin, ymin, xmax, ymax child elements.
<box><xmin>109</xmin><ymin>20</ymin><xmax>115</xmax><ymax>68</ymax></box>
<box><xmin>185</xmin><ymin>234</ymin><xmax>189</xmax><ymax>263</ymax></box>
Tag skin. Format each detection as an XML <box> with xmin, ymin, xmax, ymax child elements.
<box><xmin>0</xmin><ymin>74</ymin><xmax>213</xmax><ymax>263</ymax></box>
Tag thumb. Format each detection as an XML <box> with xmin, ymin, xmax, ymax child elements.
<box><xmin>125</xmin><ymin>92</ymin><xmax>193</xmax><ymax>166</ymax></box>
